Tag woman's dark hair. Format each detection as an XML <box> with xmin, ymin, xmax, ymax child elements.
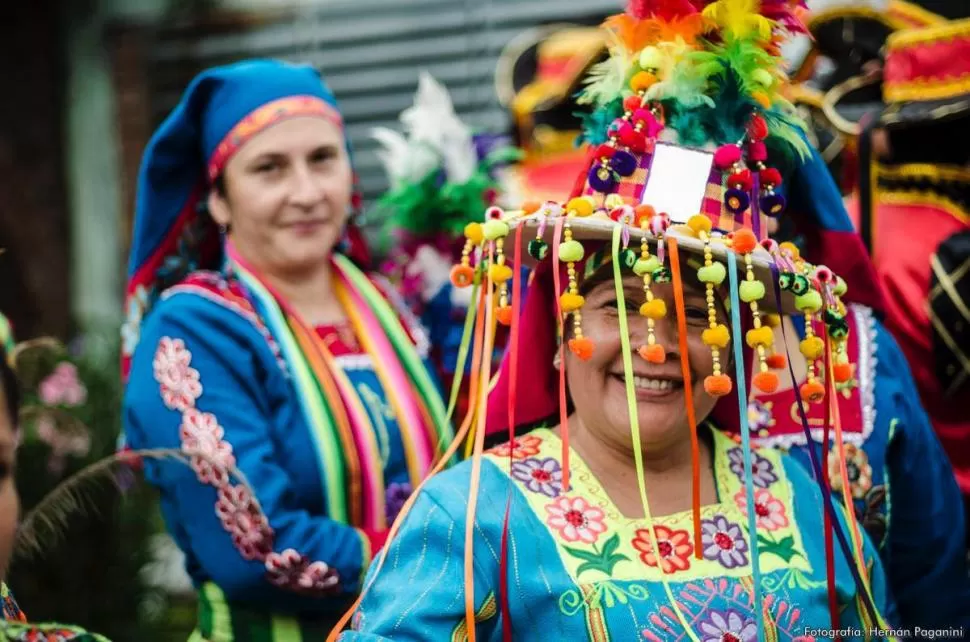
<box><xmin>0</xmin><ymin>347</ymin><xmax>19</xmax><ymax>425</ymax></box>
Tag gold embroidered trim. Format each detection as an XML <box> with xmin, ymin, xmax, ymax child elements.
<box><xmin>887</xmin><ymin>17</ymin><xmax>970</xmax><ymax>50</ymax></box>
<box><xmin>806</xmin><ymin>7</ymin><xmax>906</xmax><ymax>32</ymax></box>
<box><xmin>877</xmin><ymin>189</ymin><xmax>970</xmax><ymax>225</ymax></box>
<box><xmin>884</xmin><ymin>73</ymin><xmax>970</xmax><ymax>103</ymax></box>
<box><xmin>886</xmin><ymin>0</ymin><xmax>946</xmax><ymax>28</ymax></box>
<box><xmin>877</xmin><ymin>163</ymin><xmax>970</xmax><ymax>183</ymax></box>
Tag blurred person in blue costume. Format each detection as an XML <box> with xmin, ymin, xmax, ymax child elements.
<box><xmin>335</xmin><ymin>0</ymin><xmax>903</xmax><ymax>640</ymax></box>
<box><xmin>370</xmin><ymin>73</ymin><xmax>521</xmax><ymax>421</ymax></box>
<box><xmin>121</xmin><ymin>59</ymin><xmax>452</xmax><ymax>640</ymax></box>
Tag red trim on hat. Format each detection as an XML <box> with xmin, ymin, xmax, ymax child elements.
<box><xmin>884</xmin><ymin>20</ymin><xmax>970</xmax><ymax>103</ymax></box>
<box><xmin>207</xmin><ymin>95</ymin><xmax>343</xmax><ymax>181</ymax></box>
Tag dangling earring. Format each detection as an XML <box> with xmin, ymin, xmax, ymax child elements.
<box><xmin>552</xmin><ymin>351</ymin><xmax>562</xmax><ymax>371</ymax></box>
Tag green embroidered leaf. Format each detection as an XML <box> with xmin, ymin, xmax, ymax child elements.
<box><xmin>563</xmin><ymin>546</ymin><xmax>603</xmax><ymax>565</ymax></box>
<box><xmin>757</xmin><ymin>532</ymin><xmax>799</xmax><ymax>563</ymax></box>
<box><xmin>576</xmin><ymin>561</ymin><xmax>601</xmax><ymax>577</ymax></box>
<box><xmin>601</xmin><ymin>533</ymin><xmax>620</xmax><ymax>558</ymax></box>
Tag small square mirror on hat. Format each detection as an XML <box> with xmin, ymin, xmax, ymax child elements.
<box><xmin>641</xmin><ymin>143</ymin><xmax>715</xmax><ymax>224</ymax></box>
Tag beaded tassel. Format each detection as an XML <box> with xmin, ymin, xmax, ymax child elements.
<box><xmin>635</xmin><ymin>207</ymin><xmax>665</xmax><ymax>364</ymax></box>
<box><xmin>450</xmin><ymin>221</ymin><xmax>483</xmax><ymax>288</ymax></box>
<box><xmin>733</xmin><ymin>229</ymin><xmax>779</xmax><ymax>394</ymax></box>
<box><xmin>481</xmin><ymin>208</ymin><xmax>513</xmax><ymax>325</ymax></box>
<box><xmin>688</xmin><ymin>215</ymin><xmax>732</xmax><ymax>395</ymax></box>
<box><xmin>560</xmin><ymin>197</ymin><xmax>595</xmax><ymax>360</ymax></box>
<box><xmin>822</xmin><ymin>272</ymin><xmax>853</xmax><ymax>385</ymax></box>
<box><xmin>794</xmin><ymin>259</ymin><xmax>826</xmax><ymax>403</ymax></box>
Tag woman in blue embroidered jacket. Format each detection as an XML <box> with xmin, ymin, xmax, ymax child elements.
<box><xmin>712</xmin><ymin>151</ymin><xmax>970</xmax><ymax>633</ymax></box>
<box><xmin>122</xmin><ymin>60</ymin><xmax>451</xmax><ymax>640</ymax></box>
<box><xmin>337</xmin><ymin>1</ymin><xmax>900</xmax><ymax>639</ymax></box>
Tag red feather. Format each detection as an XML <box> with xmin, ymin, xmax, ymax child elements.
<box><xmin>627</xmin><ymin>0</ymin><xmax>698</xmax><ymax>20</ymax></box>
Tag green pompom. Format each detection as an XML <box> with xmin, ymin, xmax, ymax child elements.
<box><xmin>697</xmin><ymin>263</ymin><xmax>727</xmax><ymax>285</ymax></box>
<box><xmin>634</xmin><ymin>257</ymin><xmax>661</xmax><ymax>276</ymax></box>
<box><xmin>739</xmin><ymin>280</ymin><xmax>766</xmax><ymax>303</ymax></box>
<box><xmin>482</xmin><ymin>219</ymin><xmax>510</xmax><ymax>241</ymax></box>
<box><xmin>559</xmin><ymin>240</ymin><xmax>585</xmax><ymax>263</ymax></box>
<box><xmin>794</xmin><ymin>290</ymin><xmax>823</xmax><ymax>313</ymax></box>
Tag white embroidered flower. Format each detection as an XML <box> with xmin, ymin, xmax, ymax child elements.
<box><xmin>265</xmin><ymin>549</ymin><xmax>340</xmax><ymax>593</ymax></box>
<box><xmin>179</xmin><ymin>409</ymin><xmax>234</xmax><ymax>484</ymax></box>
<box><xmin>215</xmin><ymin>484</ymin><xmax>273</xmax><ymax>561</ymax></box>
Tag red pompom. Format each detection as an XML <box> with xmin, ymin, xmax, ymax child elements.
<box><xmin>748</xmin><ymin>114</ymin><xmax>769</xmax><ymax>141</ymax></box>
<box><xmin>760</xmin><ymin>167</ymin><xmax>782</xmax><ymax>186</ymax></box>
<box><xmin>623</xmin><ymin>95</ymin><xmax>643</xmax><ymax>112</ymax></box>
<box><xmin>595</xmin><ymin>143</ymin><xmax>617</xmax><ymax>159</ymax></box>
<box><xmin>748</xmin><ymin>141</ymin><xmax>768</xmax><ymax>163</ymax></box>
<box><xmin>729</xmin><ymin>169</ymin><xmax>753</xmax><ymax>191</ymax></box>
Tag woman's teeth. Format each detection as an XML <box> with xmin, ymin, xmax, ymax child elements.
<box><xmin>632</xmin><ymin>376</ymin><xmax>675</xmax><ymax>392</ymax></box>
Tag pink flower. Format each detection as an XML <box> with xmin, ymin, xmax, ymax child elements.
<box><xmin>544</xmin><ymin>496</ymin><xmax>607</xmax><ymax>544</ymax></box>
<box><xmin>265</xmin><ymin>549</ymin><xmax>341</xmax><ymax>594</ymax></box>
<box><xmin>153</xmin><ymin>337</ymin><xmax>202</xmax><ymax>411</ymax></box>
<box><xmin>215</xmin><ymin>484</ymin><xmax>273</xmax><ymax>561</ymax></box>
<box><xmin>180</xmin><ymin>409</ymin><xmax>235</xmax><ymax>484</ymax></box>
<box><xmin>38</xmin><ymin>362</ymin><xmax>87</xmax><ymax>407</ymax></box>
<box><xmin>734</xmin><ymin>489</ymin><xmax>789</xmax><ymax>531</ymax></box>
<box><xmin>34</xmin><ymin>415</ymin><xmax>91</xmax><ymax>476</ymax></box>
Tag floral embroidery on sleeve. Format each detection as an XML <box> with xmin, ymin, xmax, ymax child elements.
<box><xmin>152</xmin><ymin>336</ymin><xmax>341</xmax><ymax>595</ymax></box>
<box><xmin>827</xmin><ymin>444</ymin><xmax>873</xmax><ymax>499</ymax></box>
<box><xmin>510</xmin><ymin>457</ymin><xmax>563</xmax><ymax>497</ymax></box>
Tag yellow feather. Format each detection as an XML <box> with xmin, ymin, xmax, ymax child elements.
<box><xmin>703</xmin><ymin>0</ymin><xmax>773</xmax><ymax>41</ymax></box>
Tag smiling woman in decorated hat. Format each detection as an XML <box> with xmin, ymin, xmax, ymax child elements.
<box><xmin>334</xmin><ymin>2</ymin><xmax>900</xmax><ymax>640</ymax></box>
<box><xmin>121</xmin><ymin>60</ymin><xmax>451</xmax><ymax>639</ymax></box>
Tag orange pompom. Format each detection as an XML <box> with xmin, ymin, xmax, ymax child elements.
<box><xmin>833</xmin><ymin>363</ymin><xmax>853</xmax><ymax>383</ymax></box>
<box><xmin>496</xmin><ymin>306</ymin><xmax>513</xmax><ymax>326</ymax></box>
<box><xmin>630</xmin><ymin>71</ymin><xmax>658</xmax><ymax>92</ymax></box>
<box><xmin>450</xmin><ymin>265</ymin><xmax>475</xmax><ymax>288</ymax></box>
<box><xmin>568</xmin><ymin>337</ymin><xmax>595</xmax><ymax>361</ymax></box>
<box><xmin>753</xmin><ymin>371</ymin><xmax>780</xmax><ymax>394</ymax></box>
<box><xmin>800</xmin><ymin>381</ymin><xmax>826</xmax><ymax>403</ymax></box>
<box><xmin>522</xmin><ymin>200</ymin><xmax>542</xmax><ymax>215</ymax></box>
<box><xmin>765</xmin><ymin>353</ymin><xmax>787</xmax><ymax>370</ymax></box>
<box><xmin>638</xmin><ymin>344</ymin><xmax>666</xmax><ymax>364</ymax></box>
<box><xmin>634</xmin><ymin>205</ymin><xmax>656</xmax><ymax>227</ymax></box>
<box><xmin>704</xmin><ymin>374</ymin><xmax>733</xmax><ymax>397</ymax></box>
<box><xmin>732</xmin><ymin>228</ymin><xmax>758</xmax><ymax>254</ymax></box>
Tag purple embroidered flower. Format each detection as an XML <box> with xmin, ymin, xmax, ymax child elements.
<box><xmin>727</xmin><ymin>447</ymin><xmax>778</xmax><ymax>488</ymax></box>
<box><xmin>700</xmin><ymin>515</ymin><xmax>749</xmax><ymax>569</ymax></box>
<box><xmin>510</xmin><ymin>457</ymin><xmax>563</xmax><ymax>497</ymax></box>
<box><xmin>747</xmin><ymin>400</ymin><xmax>773</xmax><ymax>434</ymax></box>
<box><xmin>697</xmin><ymin>608</ymin><xmax>757</xmax><ymax>642</ymax></box>
<box><xmin>385</xmin><ymin>482</ymin><xmax>412</xmax><ymax>524</ymax></box>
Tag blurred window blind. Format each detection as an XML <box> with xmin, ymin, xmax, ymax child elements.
<box><xmin>145</xmin><ymin>0</ymin><xmax>620</xmax><ymax>213</ymax></box>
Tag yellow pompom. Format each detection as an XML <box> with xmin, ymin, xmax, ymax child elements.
<box><xmin>464</xmin><ymin>222</ymin><xmax>483</xmax><ymax>244</ymax></box>
<box><xmin>799</xmin><ymin>336</ymin><xmax>824</xmax><ymax>360</ymax></box>
<box><xmin>488</xmin><ymin>264</ymin><xmax>514</xmax><ymax>284</ymax></box>
<box><xmin>763</xmin><ymin>313</ymin><xmax>782</xmax><ymax>328</ymax></box>
<box><xmin>566</xmin><ymin>196</ymin><xmax>595</xmax><ymax>217</ymax></box>
<box><xmin>560</xmin><ymin>293</ymin><xmax>586</xmax><ymax>313</ymax></box>
<box><xmin>702</xmin><ymin>324</ymin><xmax>731</xmax><ymax>349</ymax></box>
<box><xmin>745</xmin><ymin>326</ymin><xmax>774</xmax><ymax>349</ymax></box>
<box><xmin>779</xmin><ymin>242</ymin><xmax>800</xmax><ymax>260</ymax></box>
<box><xmin>639</xmin><ymin>299</ymin><xmax>667</xmax><ymax>320</ymax></box>
<box><xmin>687</xmin><ymin>215</ymin><xmax>712</xmax><ymax>236</ymax></box>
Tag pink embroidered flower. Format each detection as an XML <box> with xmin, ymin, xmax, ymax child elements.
<box><xmin>38</xmin><ymin>362</ymin><xmax>87</xmax><ymax>407</ymax></box>
<box><xmin>487</xmin><ymin>434</ymin><xmax>542</xmax><ymax>460</ymax></box>
<box><xmin>153</xmin><ymin>337</ymin><xmax>202</xmax><ymax>411</ymax></box>
<box><xmin>179</xmin><ymin>409</ymin><xmax>235</xmax><ymax>484</ymax></box>
<box><xmin>734</xmin><ymin>489</ymin><xmax>789</xmax><ymax>531</ymax></box>
<box><xmin>265</xmin><ymin>549</ymin><xmax>341</xmax><ymax>594</ymax></box>
<box><xmin>215</xmin><ymin>484</ymin><xmax>273</xmax><ymax>561</ymax></box>
<box><xmin>631</xmin><ymin>524</ymin><xmax>693</xmax><ymax>573</ymax></box>
<box><xmin>544</xmin><ymin>496</ymin><xmax>607</xmax><ymax>544</ymax></box>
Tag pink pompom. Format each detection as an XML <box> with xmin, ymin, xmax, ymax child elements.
<box><xmin>714</xmin><ymin>144</ymin><xmax>742</xmax><ymax>169</ymax></box>
<box><xmin>814</xmin><ymin>265</ymin><xmax>833</xmax><ymax>283</ymax></box>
